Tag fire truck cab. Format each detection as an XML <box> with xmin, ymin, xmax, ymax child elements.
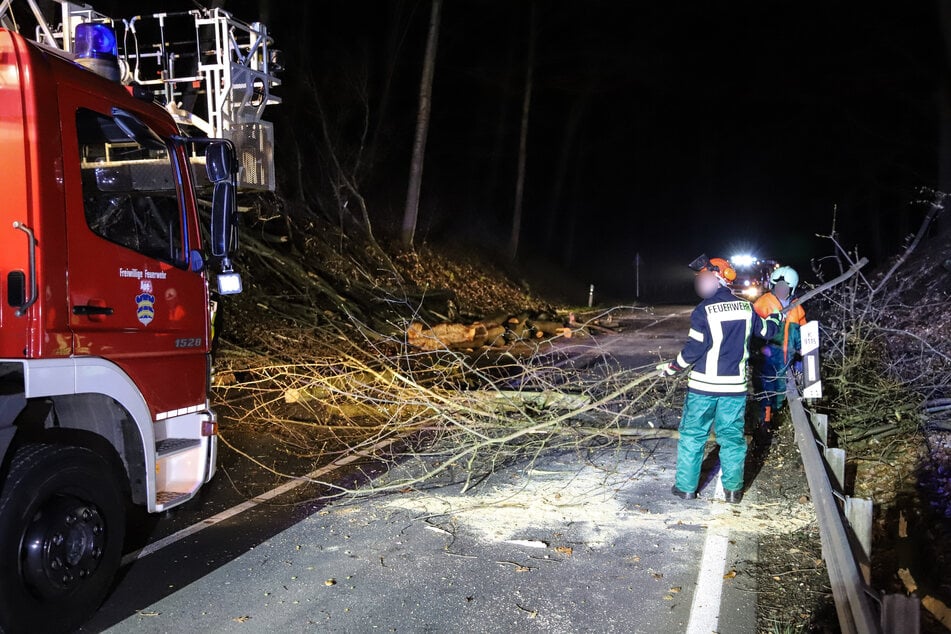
<box><xmin>0</xmin><ymin>21</ymin><xmax>242</xmax><ymax>632</ymax></box>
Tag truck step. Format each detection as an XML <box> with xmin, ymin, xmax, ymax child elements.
<box><xmin>155</xmin><ymin>490</ymin><xmax>189</xmax><ymax>507</ymax></box>
<box><xmin>155</xmin><ymin>438</ymin><xmax>201</xmax><ymax>457</ymax></box>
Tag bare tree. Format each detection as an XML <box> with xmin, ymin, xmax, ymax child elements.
<box><xmin>482</xmin><ymin>23</ymin><xmax>518</xmax><ymax>228</ymax></box>
<box><xmin>364</xmin><ymin>1</ymin><xmax>418</xmax><ymax>185</ymax></box>
<box><xmin>401</xmin><ymin>0</ymin><xmax>442</xmax><ymax>249</ymax></box>
<box><xmin>508</xmin><ymin>1</ymin><xmax>538</xmax><ymax>261</ymax></box>
<box><xmin>938</xmin><ymin>0</ymin><xmax>951</xmax><ymax>235</ymax></box>
<box><xmin>544</xmin><ymin>89</ymin><xmax>591</xmax><ymax>252</ymax></box>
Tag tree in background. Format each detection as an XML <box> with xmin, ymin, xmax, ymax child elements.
<box><xmin>401</xmin><ymin>0</ymin><xmax>442</xmax><ymax>249</ymax></box>
<box><xmin>508</xmin><ymin>1</ymin><xmax>537</xmax><ymax>261</ymax></box>
<box><xmin>939</xmin><ymin>0</ymin><xmax>951</xmax><ymax>236</ymax></box>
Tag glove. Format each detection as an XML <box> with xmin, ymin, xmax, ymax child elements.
<box><xmin>656</xmin><ymin>362</ymin><xmax>679</xmax><ymax>378</ymax></box>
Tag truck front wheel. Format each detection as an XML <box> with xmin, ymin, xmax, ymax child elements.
<box><xmin>0</xmin><ymin>444</ymin><xmax>125</xmax><ymax>633</ymax></box>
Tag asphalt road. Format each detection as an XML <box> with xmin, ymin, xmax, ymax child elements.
<box><xmin>80</xmin><ymin>305</ymin><xmax>767</xmax><ymax>633</ymax></box>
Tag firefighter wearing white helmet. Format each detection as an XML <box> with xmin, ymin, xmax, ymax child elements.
<box><xmin>752</xmin><ymin>265</ymin><xmax>808</xmax><ymax>424</ymax></box>
<box><xmin>770</xmin><ymin>266</ymin><xmax>799</xmax><ymax>294</ymax></box>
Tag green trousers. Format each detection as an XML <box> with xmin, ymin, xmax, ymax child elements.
<box><xmin>675</xmin><ymin>392</ymin><xmax>748</xmax><ymax>493</ymax></box>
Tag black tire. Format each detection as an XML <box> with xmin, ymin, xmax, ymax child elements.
<box><xmin>0</xmin><ymin>444</ymin><xmax>126</xmax><ymax>633</ymax></box>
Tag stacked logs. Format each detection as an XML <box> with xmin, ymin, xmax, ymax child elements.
<box><xmin>406</xmin><ymin>313</ymin><xmax>576</xmax><ymax>352</ymax></box>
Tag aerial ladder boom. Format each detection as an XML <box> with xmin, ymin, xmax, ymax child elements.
<box><xmin>0</xmin><ymin>0</ymin><xmax>282</xmax><ymax>190</ymax></box>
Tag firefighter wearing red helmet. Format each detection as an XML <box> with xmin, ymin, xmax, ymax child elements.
<box><xmin>658</xmin><ymin>255</ymin><xmax>783</xmax><ymax>503</ymax></box>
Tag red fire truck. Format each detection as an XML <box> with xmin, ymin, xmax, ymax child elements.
<box><xmin>0</xmin><ymin>1</ymin><xmax>278</xmax><ymax>630</ymax></box>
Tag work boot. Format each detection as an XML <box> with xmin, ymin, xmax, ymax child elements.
<box><xmin>723</xmin><ymin>489</ymin><xmax>743</xmax><ymax>504</ymax></box>
<box><xmin>671</xmin><ymin>485</ymin><xmax>698</xmax><ymax>500</ymax></box>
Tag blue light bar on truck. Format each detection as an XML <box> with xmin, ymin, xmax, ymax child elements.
<box><xmin>74</xmin><ymin>23</ymin><xmax>117</xmax><ymax>59</ymax></box>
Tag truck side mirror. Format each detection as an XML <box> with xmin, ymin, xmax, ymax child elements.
<box><xmin>206</xmin><ymin>141</ymin><xmax>242</xmax><ymax>295</ymax></box>
<box><xmin>210</xmin><ymin>180</ymin><xmax>235</xmax><ymax>258</ymax></box>
<box><xmin>207</xmin><ymin>141</ymin><xmax>236</xmax><ymax>259</ymax></box>
<box><xmin>205</xmin><ymin>141</ymin><xmax>233</xmax><ymax>183</ymax></box>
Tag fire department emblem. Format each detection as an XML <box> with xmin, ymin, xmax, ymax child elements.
<box><xmin>135</xmin><ymin>292</ymin><xmax>156</xmax><ymax>326</ymax></box>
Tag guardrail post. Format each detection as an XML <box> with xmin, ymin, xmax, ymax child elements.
<box><xmin>845</xmin><ymin>496</ymin><xmax>874</xmax><ymax>584</ymax></box>
<box><xmin>812</xmin><ymin>412</ymin><xmax>830</xmax><ymax>446</ymax></box>
<box><xmin>881</xmin><ymin>594</ymin><xmax>920</xmax><ymax>634</ymax></box>
<box><xmin>825</xmin><ymin>447</ymin><xmax>847</xmax><ymax>491</ymax></box>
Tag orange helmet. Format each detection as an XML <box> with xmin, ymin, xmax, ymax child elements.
<box><xmin>707</xmin><ymin>257</ymin><xmax>737</xmax><ymax>283</ymax></box>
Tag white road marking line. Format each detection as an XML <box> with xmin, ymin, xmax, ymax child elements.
<box><xmin>120</xmin><ymin>435</ymin><xmax>403</xmax><ymax>567</ymax></box>
<box><xmin>685</xmin><ymin>478</ymin><xmax>730</xmax><ymax>634</ymax></box>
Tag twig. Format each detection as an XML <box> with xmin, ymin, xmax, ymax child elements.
<box><xmin>784</xmin><ymin>257</ymin><xmax>869</xmax><ymax>314</ymax></box>
<box><xmin>874</xmin><ymin>189</ymin><xmax>945</xmax><ymax>293</ymax></box>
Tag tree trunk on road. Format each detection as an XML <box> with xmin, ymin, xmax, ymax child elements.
<box><xmin>401</xmin><ymin>0</ymin><xmax>443</xmax><ymax>249</ymax></box>
<box><xmin>508</xmin><ymin>2</ymin><xmax>537</xmax><ymax>261</ymax></box>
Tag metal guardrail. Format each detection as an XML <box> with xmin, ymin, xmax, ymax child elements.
<box><xmin>787</xmin><ymin>375</ymin><xmax>920</xmax><ymax>634</ymax></box>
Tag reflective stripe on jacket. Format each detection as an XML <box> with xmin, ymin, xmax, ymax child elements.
<box><xmin>674</xmin><ymin>286</ymin><xmax>781</xmax><ymax>396</ymax></box>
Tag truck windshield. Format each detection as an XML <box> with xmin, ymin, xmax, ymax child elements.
<box><xmin>76</xmin><ymin>108</ymin><xmax>186</xmax><ymax>268</ymax></box>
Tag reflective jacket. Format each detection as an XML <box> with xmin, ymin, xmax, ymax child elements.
<box><xmin>753</xmin><ymin>292</ymin><xmax>807</xmax><ymax>364</ymax></box>
<box><xmin>673</xmin><ymin>286</ymin><xmax>782</xmax><ymax>396</ymax></box>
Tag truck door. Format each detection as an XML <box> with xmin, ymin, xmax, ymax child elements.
<box><xmin>61</xmin><ymin>103</ymin><xmax>209</xmax><ymax>417</ymax></box>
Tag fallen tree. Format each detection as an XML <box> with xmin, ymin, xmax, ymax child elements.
<box><xmin>811</xmin><ymin>189</ymin><xmax>949</xmax><ymax>459</ymax></box>
<box><xmin>214</xmin><ymin>306</ymin><xmax>681</xmax><ymax>497</ymax></box>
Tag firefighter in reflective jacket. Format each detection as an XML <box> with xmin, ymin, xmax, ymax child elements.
<box><xmin>659</xmin><ymin>256</ymin><xmax>782</xmax><ymax>503</ymax></box>
<box><xmin>752</xmin><ymin>266</ymin><xmax>806</xmax><ymax>423</ymax></box>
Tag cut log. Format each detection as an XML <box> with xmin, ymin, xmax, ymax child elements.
<box><xmin>481</xmin><ymin>313</ymin><xmax>510</xmax><ymax>329</ymax></box>
<box><xmin>484</xmin><ymin>324</ymin><xmax>507</xmax><ymax>346</ymax></box>
<box><xmin>530</xmin><ymin>320</ymin><xmax>572</xmax><ymax>339</ymax></box>
<box><xmin>461</xmin><ymin>323</ymin><xmax>491</xmax><ymax>349</ymax></box>
<box><xmin>506</xmin><ymin>313</ymin><xmax>530</xmax><ymax>326</ymax></box>
<box><xmin>461</xmin><ymin>389</ymin><xmax>592</xmax><ymax>413</ymax></box>
<box><xmin>405</xmin><ymin>311</ymin><xmax>585</xmax><ymax>352</ymax></box>
<box><xmin>569</xmin><ymin>426</ymin><xmax>679</xmax><ymax>439</ymax></box>
<box><xmin>407</xmin><ymin>321</ymin><xmax>478</xmax><ymax>351</ymax></box>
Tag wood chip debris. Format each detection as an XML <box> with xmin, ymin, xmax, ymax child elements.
<box><xmin>505</xmin><ymin>539</ymin><xmax>548</xmax><ymax>548</ymax></box>
<box><xmin>497</xmin><ymin>560</ymin><xmax>533</xmax><ymax>572</ymax></box>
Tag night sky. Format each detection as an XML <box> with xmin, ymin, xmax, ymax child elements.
<box><xmin>96</xmin><ymin>1</ymin><xmax>947</xmax><ymax>299</ymax></box>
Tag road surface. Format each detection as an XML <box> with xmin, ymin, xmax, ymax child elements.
<box><xmin>81</xmin><ymin>306</ymin><xmax>783</xmax><ymax>633</ymax></box>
